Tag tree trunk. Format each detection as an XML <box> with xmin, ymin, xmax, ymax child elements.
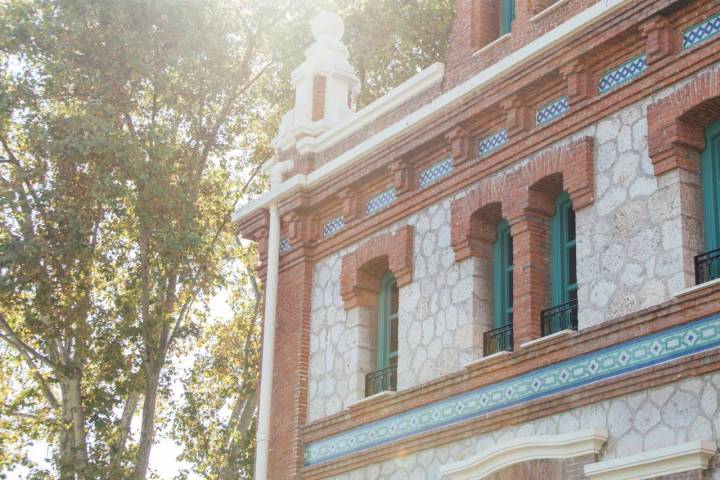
<box><xmin>219</xmin><ymin>394</ymin><xmax>258</xmax><ymax>480</ymax></box>
<box><xmin>109</xmin><ymin>390</ymin><xmax>141</xmax><ymax>476</ymax></box>
<box><xmin>59</xmin><ymin>374</ymin><xmax>88</xmax><ymax>479</ymax></box>
<box><xmin>132</xmin><ymin>367</ymin><xmax>160</xmax><ymax>479</ymax></box>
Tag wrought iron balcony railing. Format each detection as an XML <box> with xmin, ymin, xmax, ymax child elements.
<box><xmin>365</xmin><ymin>365</ymin><xmax>397</xmax><ymax>397</ymax></box>
<box><xmin>695</xmin><ymin>248</ymin><xmax>720</xmax><ymax>285</ymax></box>
<box><xmin>483</xmin><ymin>323</ymin><xmax>514</xmax><ymax>356</ymax></box>
<box><xmin>541</xmin><ymin>299</ymin><xmax>578</xmax><ymax>337</ymax></box>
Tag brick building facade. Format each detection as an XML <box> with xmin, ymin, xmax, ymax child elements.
<box><xmin>234</xmin><ymin>1</ymin><xmax>720</xmax><ymax>478</ymax></box>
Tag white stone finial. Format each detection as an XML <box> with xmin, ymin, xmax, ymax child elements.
<box><xmin>272</xmin><ymin>10</ymin><xmax>361</xmax><ymax>153</ymax></box>
<box><xmin>311</xmin><ymin>11</ymin><xmax>344</xmax><ymax>44</ymax></box>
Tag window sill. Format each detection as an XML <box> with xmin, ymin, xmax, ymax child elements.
<box><xmin>463</xmin><ymin>350</ymin><xmax>512</xmax><ymax>369</ymax></box>
<box><xmin>674</xmin><ymin>277</ymin><xmax>720</xmax><ymax>298</ymax></box>
<box><xmin>472</xmin><ymin>33</ymin><xmax>511</xmax><ymax>57</ymax></box>
<box><xmin>347</xmin><ymin>390</ymin><xmax>396</xmax><ymax>409</ymax></box>
<box><xmin>520</xmin><ymin>328</ymin><xmax>575</xmax><ymax>349</ymax></box>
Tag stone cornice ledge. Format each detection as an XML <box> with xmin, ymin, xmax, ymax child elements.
<box><xmin>584</xmin><ymin>440</ymin><xmax>717</xmax><ymax>480</ymax></box>
<box><xmin>440</xmin><ymin>429</ymin><xmax>608</xmax><ymax>480</ymax></box>
<box><xmin>232</xmin><ymin>0</ymin><xmax>633</xmax><ymax>225</ymax></box>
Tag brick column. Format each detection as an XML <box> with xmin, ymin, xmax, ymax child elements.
<box><xmin>509</xmin><ymin>210</ymin><xmax>552</xmax><ymax>345</ymax></box>
<box><xmin>268</xmin><ymin>259</ymin><xmax>314</xmax><ymax>479</ymax></box>
<box><xmin>471</xmin><ymin>0</ymin><xmax>501</xmax><ymax>50</ymax></box>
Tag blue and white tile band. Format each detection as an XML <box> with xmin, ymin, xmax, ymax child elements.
<box><xmin>683</xmin><ymin>11</ymin><xmax>720</xmax><ymax>49</ymax></box>
<box><xmin>304</xmin><ymin>313</ymin><xmax>720</xmax><ymax>466</ymax></box>
<box><xmin>599</xmin><ymin>55</ymin><xmax>648</xmax><ymax>94</ymax></box>
<box><xmin>366</xmin><ymin>188</ymin><xmax>397</xmax><ymax>215</ymax></box>
<box><xmin>478</xmin><ymin>130</ymin><xmax>509</xmax><ymax>157</ymax></box>
<box><xmin>323</xmin><ymin>216</ymin><xmax>345</xmax><ymax>237</ymax></box>
<box><xmin>419</xmin><ymin>158</ymin><xmax>454</xmax><ymax>188</ymax></box>
<box><xmin>279</xmin><ymin>238</ymin><xmax>292</xmax><ymax>253</ymax></box>
<box><xmin>536</xmin><ymin>96</ymin><xmax>569</xmax><ymax>126</ymax></box>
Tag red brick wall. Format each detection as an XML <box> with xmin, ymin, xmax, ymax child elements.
<box><xmin>266</xmin><ymin>260</ymin><xmax>313</xmax><ymax>479</ymax></box>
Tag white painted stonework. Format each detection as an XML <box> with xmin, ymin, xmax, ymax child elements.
<box><xmin>440</xmin><ymin>429</ymin><xmax>608</xmax><ymax>480</ymax></box>
<box><xmin>328</xmin><ymin>372</ymin><xmax>720</xmax><ymax>479</ymax></box>
<box><xmin>584</xmin><ymin>440</ymin><xmax>717</xmax><ymax>480</ymax></box>
<box><xmin>305</xmin><ymin>65</ymin><xmax>716</xmax><ymax>423</ymax></box>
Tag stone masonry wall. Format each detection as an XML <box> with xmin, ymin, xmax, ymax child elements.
<box><xmin>308</xmin><ymin>199</ymin><xmax>478</xmax><ymax>421</ymax></box>
<box><xmin>329</xmin><ymin>372</ymin><xmax>720</xmax><ymax>480</ymax></box>
<box><xmin>306</xmin><ymin>65</ymin><xmax>714</xmax><ymax>422</ymax></box>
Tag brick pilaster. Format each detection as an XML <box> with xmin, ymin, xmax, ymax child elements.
<box><xmin>640</xmin><ymin>15</ymin><xmax>676</xmax><ymax>65</ymax></box>
<box><xmin>509</xmin><ymin>211</ymin><xmax>552</xmax><ymax>345</ymax></box>
<box><xmin>561</xmin><ymin>59</ymin><xmax>594</xmax><ymax>105</ymax></box>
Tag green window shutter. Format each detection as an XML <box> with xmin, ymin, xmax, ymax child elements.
<box><xmin>500</xmin><ymin>0</ymin><xmax>515</xmax><ymax>35</ymax></box>
<box><xmin>701</xmin><ymin>120</ymin><xmax>720</xmax><ymax>252</ymax></box>
<box><xmin>376</xmin><ymin>272</ymin><xmax>399</xmax><ymax>370</ymax></box>
<box><xmin>550</xmin><ymin>192</ymin><xmax>578</xmax><ymax>306</ymax></box>
<box><xmin>493</xmin><ymin>219</ymin><xmax>514</xmax><ymax>328</ymax></box>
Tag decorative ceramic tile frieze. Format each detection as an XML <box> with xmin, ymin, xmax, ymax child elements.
<box><xmin>683</xmin><ymin>11</ymin><xmax>720</xmax><ymax>49</ymax></box>
<box><xmin>536</xmin><ymin>96</ymin><xmax>569</xmax><ymax>126</ymax></box>
<box><xmin>419</xmin><ymin>158</ymin><xmax>454</xmax><ymax>188</ymax></box>
<box><xmin>279</xmin><ymin>238</ymin><xmax>292</xmax><ymax>253</ymax></box>
<box><xmin>477</xmin><ymin>130</ymin><xmax>509</xmax><ymax>157</ymax></box>
<box><xmin>365</xmin><ymin>188</ymin><xmax>397</xmax><ymax>215</ymax></box>
<box><xmin>323</xmin><ymin>216</ymin><xmax>345</xmax><ymax>237</ymax></box>
<box><xmin>599</xmin><ymin>55</ymin><xmax>648</xmax><ymax>94</ymax></box>
<box><xmin>304</xmin><ymin>313</ymin><xmax>720</xmax><ymax>466</ymax></box>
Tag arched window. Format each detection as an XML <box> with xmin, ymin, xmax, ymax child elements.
<box><xmin>485</xmin><ymin>219</ymin><xmax>513</xmax><ymax>354</ymax></box>
<box><xmin>500</xmin><ymin>0</ymin><xmax>515</xmax><ymax>36</ymax></box>
<box><xmin>543</xmin><ymin>192</ymin><xmax>578</xmax><ymax>335</ymax></box>
<box><xmin>698</xmin><ymin>120</ymin><xmax>720</xmax><ymax>283</ymax></box>
<box><xmin>366</xmin><ymin>272</ymin><xmax>398</xmax><ymax>396</ymax></box>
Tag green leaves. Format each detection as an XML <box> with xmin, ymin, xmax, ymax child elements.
<box><xmin>0</xmin><ymin>0</ymin><xmax>452</xmax><ymax>477</ymax></box>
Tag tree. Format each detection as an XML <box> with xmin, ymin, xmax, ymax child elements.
<box><xmin>0</xmin><ymin>0</ymin><xmax>453</xmax><ymax>478</ymax></box>
<box><xmin>0</xmin><ymin>0</ymin><xmax>280</xmax><ymax>477</ymax></box>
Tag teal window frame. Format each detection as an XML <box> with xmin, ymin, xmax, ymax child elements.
<box><xmin>500</xmin><ymin>0</ymin><xmax>515</xmax><ymax>36</ymax></box>
<box><xmin>492</xmin><ymin>219</ymin><xmax>514</xmax><ymax>328</ymax></box>
<box><xmin>550</xmin><ymin>192</ymin><xmax>578</xmax><ymax>306</ymax></box>
<box><xmin>701</xmin><ymin>120</ymin><xmax>720</xmax><ymax>252</ymax></box>
<box><xmin>376</xmin><ymin>272</ymin><xmax>399</xmax><ymax>370</ymax></box>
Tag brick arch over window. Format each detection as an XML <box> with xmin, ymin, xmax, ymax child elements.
<box><xmin>451</xmin><ymin>137</ymin><xmax>594</xmax><ymax>262</ymax></box>
<box><xmin>648</xmin><ymin>69</ymin><xmax>720</xmax><ymax>176</ymax></box>
<box><xmin>340</xmin><ymin>226</ymin><xmax>414</xmax><ymax>310</ymax></box>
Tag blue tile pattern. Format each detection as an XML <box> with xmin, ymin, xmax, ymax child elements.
<box><xmin>304</xmin><ymin>313</ymin><xmax>720</xmax><ymax>466</ymax></box>
<box><xmin>323</xmin><ymin>216</ymin><xmax>345</xmax><ymax>237</ymax></box>
<box><xmin>478</xmin><ymin>129</ymin><xmax>509</xmax><ymax>157</ymax></box>
<box><xmin>599</xmin><ymin>55</ymin><xmax>648</xmax><ymax>94</ymax></box>
<box><xmin>365</xmin><ymin>188</ymin><xmax>397</xmax><ymax>215</ymax></box>
<box><xmin>419</xmin><ymin>158</ymin><xmax>454</xmax><ymax>188</ymax></box>
<box><xmin>279</xmin><ymin>238</ymin><xmax>291</xmax><ymax>253</ymax></box>
<box><xmin>683</xmin><ymin>12</ymin><xmax>720</xmax><ymax>49</ymax></box>
<box><xmin>536</xmin><ymin>96</ymin><xmax>569</xmax><ymax>126</ymax></box>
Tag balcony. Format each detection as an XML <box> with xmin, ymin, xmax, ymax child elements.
<box><xmin>365</xmin><ymin>365</ymin><xmax>397</xmax><ymax>397</ymax></box>
<box><xmin>541</xmin><ymin>299</ymin><xmax>578</xmax><ymax>337</ymax></box>
<box><xmin>695</xmin><ymin>248</ymin><xmax>720</xmax><ymax>285</ymax></box>
<box><xmin>483</xmin><ymin>323</ymin><xmax>514</xmax><ymax>356</ymax></box>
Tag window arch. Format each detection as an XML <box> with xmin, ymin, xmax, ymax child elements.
<box><xmin>376</xmin><ymin>271</ymin><xmax>399</xmax><ymax>371</ymax></box>
<box><xmin>544</xmin><ymin>192</ymin><xmax>578</xmax><ymax>336</ymax></box>
<box><xmin>698</xmin><ymin>120</ymin><xmax>720</xmax><ymax>283</ymax></box>
<box><xmin>500</xmin><ymin>0</ymin><xmax>515</xmax><ymax>36</ymax></box>
<box><xmin>493</xmin><ymin>219</ymin><xmax>513</xmax><ymax>328</ymax></box>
